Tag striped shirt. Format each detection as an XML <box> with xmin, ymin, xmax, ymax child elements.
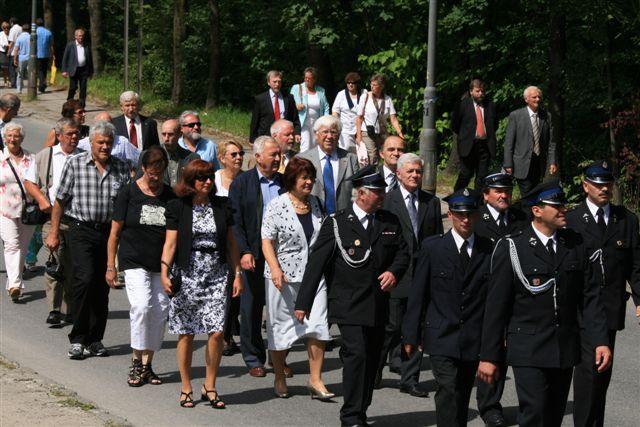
<box><xmin>55</xmin><ymin>151</ymin><xmax>131</xmax><ymax>223</ymax></box>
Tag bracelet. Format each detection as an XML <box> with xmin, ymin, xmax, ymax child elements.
<box><xmin>106</xmin><ymin>267</ymin><xmax>116</xmax><ymax>272</ymax></box>
<box><xmin>235</xmin><ymin>271</ymin><xmax>242</xmax><ymax>276</ymax></box>
<box><xmin>161</xmin><ymin>260</ymin><xmax>171</xmax><ymax>268</ymax></box>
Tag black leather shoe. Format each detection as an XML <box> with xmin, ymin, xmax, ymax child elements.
<box><xmin>484</xmin><ymin>412</ymin><xmax>506</xmax><ymax>427</ymax></box>
<box><xmin>399</xmin><ymin>385</ymin><xmax>429</xmax><ymax>398</ymax></box>
<box><xmin>46</xmin><ymin>311</ymin><xmax>62</xmax><ymax>325</ymax></box>
<box><xmin>373</xmin><ymin>372</ymin><xmax>382</xmax><ymax>389</ymax></box>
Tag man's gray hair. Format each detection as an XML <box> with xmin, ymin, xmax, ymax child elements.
<box><xmin>253</xmin><ymin>135</ymin><xmax>277</xmax><ymax>154</ymax></box>
<box><xmin>0</xmin><ymin>93</ymin><xmax>21</xmax><ymax>110</ymax></box>
<box><xmin>266</xmin><ymin>70</ymin><xmax>282</xmax><ymax>83</ymax></box>
<box><xmin>313</xmin><ymin>115</ymin><xmax>341</xmax><ymax>133</ymax></box>
<box><xmin>179</xmin><ymin>110</ymin><xmax>200</xmax><ymax>126</ymax></box>
<box><xmin>397</xmin><ymin>153</ymin><xmax>424</xmax><ymax>171</ymax></box>
<box><xmin>55</xmin><ymin>118</ymin><xmax>79</xmax><ymax>135</ymax></box>
<box><xmin>119</xmin><ymin>90</ymin><xmax>140</xmax><ymax>104</ymax></box>
<box><xmin>1</xmin><ymin>122</ymin><xmax>24</xmax><ymax>139</ymax></box>
<box><xmin>90</xmin><ymin>121</ymin><xmax>116</xmax><ymax>142</ymax></box>
<box><xmin>270</xmin><ymin>119</ymin><xmax>293</xmax><ymax>137</ymax></box>
<box><xmin>351</xmin><ymin>186</ymin><xmax>372</xmax><ymax>202</ymax></box>
<box><xmin>523</xmin><ymin>86</ymin><xmax>541</xmax><ymax>100</ymax></box>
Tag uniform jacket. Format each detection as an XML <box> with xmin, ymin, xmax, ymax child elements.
<box><xmin>503</xmin><ymin>106</ymin><xmax>555</xmax><ymax>179</ymax></box>
<box><xmin>61</xmin><ymin>41</ymin><xmax>93</xmax><ymax>77</ymax></box>
<box><xmin>480</xmin><ymin>226</ymin><xmax>609</xmax><ymax>368</ymax></box>
<box><xmin>473</xmin><ymin>204</ymin><xmax>529</xmax><ymax>245</ymax></box>
<box><xmin>566</xmin><ymin>202</ymin><xmax>640</xmax><ymax>330</ymax></box>
<box><xmin>249</xmin><ymin>90</ymin><xmax>301</xmax><ymax>142</ymax></box>
<box><xmin>113</xmin><ymin>114</ymin><xmax>160</xmax><ymax>150</ymax></box>
<box><xmin>295</xmin><ymin>205</ymin><xmax>410</xmax><ymax>327</ymax></box>
<box><xmin>451</xmin><ymin>96</ymin><xmax>498</xmax><ymax>158</ymax></box>
<box><xmin>403</xmin><ymin>231</ymin><xmax>493</xmax><ymax>361</ymax></box>
<box><xmin>382</xmin><ymin>187</ymin><xmax>443</xmax><ymax>298</ymax></box>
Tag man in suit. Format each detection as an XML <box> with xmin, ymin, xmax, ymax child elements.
<box><xmin>566</xmin><ymin>160</ymin><xmax>640</xmax><ymax>427</ymax></box>
<box><xmin>404</xmin><ymin>188</ymin><xmax>493</xmax><ymax>427</ymax></box>
<box><xmin>112</xmin><ymin>91</ymin><xmax>160</xmax><ymax>152</ymax></box>
<box><xmin>473</xmin><ymin>171</ymin><xmax>528</xmax><ymax>427</ymax></box>
<box><xmin>0</xmin><ymin>93</ymin><xmax>21</xmax><ymax>151</ymax></box>
<box><xmin>503</xmin><ymin>86</ymin><xmax>557</xmax><ymax>195</ymax></box>
<box><xmin>229</xmin><ymin>136</ymin><xmax>284</xmax><ymax>377</ymax></box>
<box><xmin>61</xmin><ymin>28</ymin><xmax>93</xmax><ymax>105</ymax></box>
<box><xmin>298</xmin><ymin>115</ymin><xmax>359</xmax><ymax>214</ymax></box>
<box><xmin>271</xmin><ymin>119</ymin><xmax>297</xmax><ymax>173</ymax></box>
<box><xmin>478</xmin><ymin>180</ymin><xmax>612</xmax><ymax>427</ymax></box>
<box><xmin>378</xmin><ymin>135</ymin><xmax>405</xmax><ymax>193</ymax></box>
<box><xmin>451</xmin><ymin>79</ymin><xmax>498</xmax><ymax>191</ymax></box>
<box><xmin>375</xmin><ymin>152</ymin><xmax>443</xmax><ymax>397</ymax></box>
<box><xmin>295</xmin><ymin>165</ymin><xmax>410</xmax><ymax>427</ymax></box>
<box><xmin>250</xmin><ymin>70</ymin><xmax>301</xmax><ymax>143</ymax></box>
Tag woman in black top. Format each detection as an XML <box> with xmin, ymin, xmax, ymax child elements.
<box><xmin>160</xmin><ymin>159</ymin><xmax>243</xmax><ymax>409</ymax></box>
<box><xmin>106</xmin><ymin>146</ymin><xmax>176</xmax><ymax>387</ymax></box>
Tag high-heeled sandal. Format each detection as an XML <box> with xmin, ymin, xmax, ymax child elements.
<box><xmin>140</xmin><ymin>363</ymin><xmax>162</xmax><ymax>385</ymax></box>
<box><xmin>179</xmin><ymin>391</ymin><xmax>195</xmax><ymax>408</ymax></box>
<box><xmin>201</xmin><ymin>386</ymin><xmax>226</xmax><ymax>409</ymax></box>
<box><xmin>127</xmin><ymin>359</ymin><xmax>143</xmax><ymax>387</ymax></box>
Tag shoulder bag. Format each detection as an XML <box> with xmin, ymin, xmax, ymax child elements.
<box><xmin>6</xmin><ymin>156</ymin><xmax>50</xmax><ymax>225</ymax></box>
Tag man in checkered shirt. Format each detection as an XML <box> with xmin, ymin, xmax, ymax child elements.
<box><xmin>45</xmin><ymin>121</ymin><xmax>131</xmax><ymax>360</ymax></box>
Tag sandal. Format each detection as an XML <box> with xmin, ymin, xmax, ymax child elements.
<box><xmin>140</xmin><ymin>363</ymin><xmax>162</xmax><ymax>385</ymax></box>
<box><xmin>179</xmin><ymin>391</ymin><xmax>195</xmax><ymax>408</ymax></box>
<box><xmin>201</xmin><ymin>386</ymin><xmax>226</xmax><ymax>409</ymax></box>
<box><xmin>127</xmin><ymin>359</ymin><xmax>143</xmax><ymax>387</ymax></box>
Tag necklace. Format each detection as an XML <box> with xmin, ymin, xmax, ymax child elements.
<box><xmin>289</xmin><ymin>194</ymin><xmax>310</xmax><ymax>211</ymax></box>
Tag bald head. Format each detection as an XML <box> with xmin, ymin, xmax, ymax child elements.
<box><xmin>161</xmin><ymin>119</ymin><xmax>181</xmax><ymax>148</ymax></box>
<box><xmin>379</xmin><ymin>135</ymin><xmax>406</xmax><ymax>171</ymax></box>
<box><xmin>94</xmin><ymin>112</ymin><xmax>113</xmax><ymax>123</ymax></box>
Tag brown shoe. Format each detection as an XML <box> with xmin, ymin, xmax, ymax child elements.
<box><xmin>8</xmin><ymin>287</ymin><xmax>20</xmax><ymax>303</ymax></box>
<box><xmin>249</xmin><ymin>367</ymin><xmax>266</xmax><ymax>377</ymax></box>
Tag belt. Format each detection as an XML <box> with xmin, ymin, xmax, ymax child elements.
<box><xmin>66</xmin><ymin>216</ymin><xmax>110</xmax><ymax>231</ymax></box>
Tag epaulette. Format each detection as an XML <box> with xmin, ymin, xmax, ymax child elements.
<box><xmin>331</xmin><ymin>209</ymin><xmax>346</xmax><ymax>218</ymax></box>
<box><xmin>504</xmin><ymin>230</ymin><xmax>523</xmax><ymax>238</ymax></box>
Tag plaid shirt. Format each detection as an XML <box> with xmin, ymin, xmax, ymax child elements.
<box><xmin>55</xmin><ymin>151</ymin><xmax>131</xmax><ymax>223</ymax></box>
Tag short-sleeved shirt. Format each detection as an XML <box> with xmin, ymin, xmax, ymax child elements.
<box><xmin>36</xmin><ymin>26</ymin><xmax>52</xmax><ymax>58</ymax></box>
<box><xmin>177</xmin><ymin>136</ymin><xmax>220</xmax><ymax>169</ymax></box>
<box><xmin>55</xmin><ymin>151</ymin><xmax>131</xmax><ymax>223</ymax></box>
<box><xmin>14</xmin><ymin>32</ymin><xmax>30</xmax><ymax>62</ymax></box>
<box><xmin>7</xmin><ymin>24</ymin><xmax>21</xmax><ymax>46</ymax></box>
<box><xmin>332</xmin><ymin>89</ymin><xmax>366</xmax><ymax>135</ymax></box>
<box><xmin>0</xmin><ymin>148</ymin><xmax>36</xmax><ymax>218</ymax></box>
<box><xmin>356</xmin><ymin>93</ymin><xmax>396</xmax><ymax>133</ymax></box>
<box><xmin>113</xmin><ymin>182</ymin><xmax>176</xmax><ymax>272</ymax></box>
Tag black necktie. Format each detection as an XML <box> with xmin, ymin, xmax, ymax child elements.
<box><xmin>460</xmin><ymin>240</ymin><xmax>470</xmax><ymax>271</ymax></box>
<box><xmin>366</xmin><ymin>214</ymin><xmax>374</xmax><ymax>237</ymax></box>
<box><xmin>596</xmin><ymin>208</ymin><xmax>607</xmax><ymax>236</ymax></box>
<box><xmin>497</xmin><ymin>211</ymin><xmax>507</xmax><ymax>231</ymax></box>
<box><xmin>546</xmin><ymin>239</ymin><xmax>556</xmax><ymax>262</ymax></box>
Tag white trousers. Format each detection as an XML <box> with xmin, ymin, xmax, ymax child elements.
<box><xmin>300</xmin><ymin>119</ymin><xmax>317</xmax><ymax>153</ymax></box>
<box><xmin>124</xmin><ymin>268</ymin><xmax>170</xmax><ymax>352</ymax></box>
<box><xmin>0</xmin><ymin>216</ymin><xmax>34</xmax><ymax>290</ymax></box>
<box><xmin>339</xmin><ymin>131</ymin><xmax>357</xmax><ymax>153</ymax></box>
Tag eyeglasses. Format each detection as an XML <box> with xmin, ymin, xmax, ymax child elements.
<box><xmin>229</xmin><ymin>151</ymin><xmax>245</xmax><ymax>158</ymax></box>
<box><xmin>183</xmin><ymin>122</ymin><xmax>202</xmax><ymax>128</ymax></box>
<box><xmin>346</xmin><ymin>82</ymin><xmax>357</xmax><ymax>85</ymax></box>
<box><xmin>195</xmin><ymin>174</ymin><xmax>214</xmax><ymax>182</ymax></box>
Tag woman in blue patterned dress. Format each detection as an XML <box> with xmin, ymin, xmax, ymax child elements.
<box><xmin>160</xmin><ymin>160</ymin><xmax>243</xmax><ymax>409</ymax></box>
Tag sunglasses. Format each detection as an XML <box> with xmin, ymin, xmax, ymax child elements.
<box><xmin>229</xmin><ymin>151</ymin><xmax>245</xmax><ymax>158</ymax></box>
<box><xmin>183</xmin><ymin>122</ymin><xmax>202</xmax><ymax>128</ymax></box>
<box><xmin>346</xmin><ymin>82</ymin><xmax>357</xmax><ymax>85</ymax></box>
<box><xmin>195</xmin><ymin>174</ymin><xmax>215</xmax><ymax>182</ymax></box>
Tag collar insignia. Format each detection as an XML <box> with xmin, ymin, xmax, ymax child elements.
<box><xmin>463</xmin><ymin>188</ymin><xmax>469</xmax><ymax>196</ymax></box>
<box><xmin>529</xmin><ymin>237</ymin><xmax>537</xmax><ymax>246</ymax></box>
<box><xmin>602</xmin><ymin>161</ymin><xmax>608</xmax><ymax>168</ymax></box>
<box><xmin>582</xmin><ymin>213</ymin><xmax>590</xmax><ymax>223</ymax></box>
<box><xmin>483</xmin><ymin>213</ymin><xmax>490</xmax><ymax>220</ymax></box>
<box><xmin>354</xmin><ymin>239</ymin><xmax>361</xmax><ymax>247</ymax></box>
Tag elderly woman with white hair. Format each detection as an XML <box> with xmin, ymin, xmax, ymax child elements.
<box><xmin>0</xmin><ymin>122</ymin><xmax>37</xmax><ymax>302</ymax></box>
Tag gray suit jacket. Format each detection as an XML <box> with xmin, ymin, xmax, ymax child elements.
<box><xmin>503</xmin><ymin>106</ymin><xmax>555</xmax><ymax>179</ymax></box>
<box><xmin>297</xmin><ymin>147</ymin><xmax>359</xmax><ymax>212</ymax></box>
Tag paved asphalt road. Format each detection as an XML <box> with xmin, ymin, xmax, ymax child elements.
<box><xmin>1</xmin><ymin>115</ymin><xmax>638</xmax><ymax>426</ymax></box>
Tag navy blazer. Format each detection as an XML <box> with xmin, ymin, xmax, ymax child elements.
<box><xmin>249</xmin><ymin>90</ymin><xmax>301</xmax><ymax>143</ymax></box>
<box><xmin>228</xmin><ymin>168</ymin><xmax>285</xmax><ymax>260</ymax></box>
<box><xmin>61</xmin><ymin>41</ymin><xmax>93</xmax><ymax>77</ymax></box>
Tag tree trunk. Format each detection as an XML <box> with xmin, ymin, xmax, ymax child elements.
<box><xmin>43</xmin><ymin>0</ymin><xmax>54</xmax><ymax>29</ymax></box>
<box><xmin>307</xmin><ymin>43</ymin><xmax>336</xmax><ymax>104</ymax></box>
<box><xmin>87</xmin><ymin>0</ymin><xmax>104</xmax><ymax>74</ymax></box>
<box><xmin>171</xmin><ymin>0</ymin><xmax>186</xmax><ymax>105</ymax></box>
<box><xmin>548</xmin><ymin>8</ymin><xmax>566</xmax><ymax>177</ymax></box>
<box><xmin>205</xmin><ymin>0</ymin><xmax>221</xmax><ymax>110</ymax></box>
<box><xmin>605</xmin><ymin>20</ymin><xmax>621</xmax><ymax>204</ymax></box>
<box><xmin>65</xmin><ymin>0</ymin><xmax>76</xmax><ymax>42</ymax></box>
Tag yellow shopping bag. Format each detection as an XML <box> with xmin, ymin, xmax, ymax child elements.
<box><xmin>49</xmin><ymin>63</ymin><xmax>57</xmax><ymax>85</ymax></box>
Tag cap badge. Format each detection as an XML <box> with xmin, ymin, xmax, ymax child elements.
<box><xmin>354</xmin><ymin>239</ymin><xmax>361</xmax><ymax>247</ymax></box>
<box><xmin>463</xmin><ymin>188</ymin><xmax>469</xmax><ymax>196</ymax></box>
<box><xmin>602</xmin><ymin>161</ymin><xmax>608</xmax><ymax>168</ymax></box>
<box><xmin>483</xmin><ymin>213</ymin><xmax>490</xmax><ymax>220</ymax></box>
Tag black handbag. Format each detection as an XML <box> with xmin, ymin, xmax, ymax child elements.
<box><xmin>169</xmin><ymin>266</ymin><xmax>182</xmax><ymax>297</ymax></box>
<box><xmin>6</xmin><ymin>155</ymin><xmax>50</xmax><ymax>225</ymax></box>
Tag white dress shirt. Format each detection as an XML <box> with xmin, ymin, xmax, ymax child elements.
<box><xmin>451</xmin><ymin>228</ymin><xmax>474</xmax><ymax>257</ymax></box>
<box><xmin>382</xmin><ymin>164</ymin><xmax>396</xmax><ymax>193</ymax></box>
<box><xmin>586</xmin><ymin>198</ymin><xmax>610</xmax><ymax>225</ymax></box>
<box><xmin>527</xmin><ymin>106</ymin><xmax>539</xmax><ymax>128</ymax></box>
<box><xmin>75</xmin><ymin>41</ymin><xmax>86</xmax><ymax>67</ymax></box>
<box><xmin>487</xmin><ymin>203</ymin><xmax>508</xmax><ymax>227</ymax></box>
<box><xmin>126</xmin><ymin>115</ymin><xmax>143</xmax><ymax>149</ymax></box>
<box><xmin>318</xmin><ymin>146</ymin><xmax>339</xmax><ymax>185</ymax></box>
<box><xmin>531</xmin><ymin>224</ymin><xmax>557</xmax><ymax>253</ymax></box>
<box><xmin>352</xmin><ymin>202</ymin><xmax>373</xmax><ymax>229</ymax></box>
<box><xmin>399</xmin><ymin>185</ymin><xmax>419</xmax><ymax>213</ymax></box>
<box><xmin>48</xmin><ymin>145</ymin><xmax>81</xmax><ymax>204</ymax></box>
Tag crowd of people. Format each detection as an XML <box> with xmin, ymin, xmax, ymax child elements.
<box><xmin>1</xmin><ymin>57</ymin><xmax>639</xmax><ymax>427</ymax></box>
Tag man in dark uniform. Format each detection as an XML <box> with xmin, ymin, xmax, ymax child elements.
<box><xmin>566</xmin><ymin>160</ymin><xmax>640</xmax><ymax>427</ymax></box>
<box><xmin>375</xmin><ymin>153</ymin><xmax>443</xmax><ymax>397</ymax></box>
<box><xmin>295</xmin><ymin>165</ymin><xmax>410</xmax><ymax>427</ymax></box>
<box><xmin>473</xmin><ymin>172</ymin><xmax>528</xmax><ymax>427</ymax></box>
<box><xmin>403</xmin><ymin>188</ymin><xmax>493</xmax><ymax>427</ymax></box>
<box><xmin>478</xmin><ymin>180</ymin><xmax>612</xmax><ymax>427</ymax></box>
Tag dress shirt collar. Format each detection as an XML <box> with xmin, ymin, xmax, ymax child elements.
<box><xmin>399</xmin><ymin>184</ymin><xmax>417</xmax><ymax>202</ymax></box>
<box><xmin>586</xmin><ymin>198</ymin><xmax>610</xmax><ymax>223</ymax></box>
<box><xmin>531</xmin><ymin>223</ymin><xmax>556</xmax><ymax>249</ymax></box>
<box><xmin>382</xmin><ymin>165</ymin><xmax>395</xmax><ymax>181</ymax></box>
<box><xmin>526</xmin><ymin>106</ymin><xmax>538</xmax><ymax>118</ymax></box>
<box><xmin>269</xmin><ymin>88</ymin><xmax>281</xmax><ymax>99</ymax></box>
<box><xmin>257</xmin><ymin>168</ymin><xmax>278</xmax><ymax>183</ymax></box>
<box><xmin>75</xmin><ymin>40</ymin><xmax>83</xmax><ymax>47</ymax></box>
<box><xmin>127</xmin><ymin>115</ymin><xmax>141</xmax><ymax>125</ymax></box>
<box><xmin>352</xmin><ymin>201</ymin><xmax>370</xmax><ymax>223</ymax></box>
<box><xmin>450</xmin><ymin>228</ymin><xmax>475</xmax><ymax>253</ymax></box>
<box><xmin>486</xmin><ymin>203</ymin><xmax>508</xmax><ymax>225</ymax></box>
<box><xmin>53</xmin><ymin>144</ymin><xmax>80</xmax><ymax>157</ymax></box>
<box><xmin>473</xmin><ymin>100</ymin><xmax>483</xmax><ymax>110</ymax></box>
<box><xmin>318</xmin><ymin>145</ymin><xmax>337</xmax><ymax>161</ymax></box>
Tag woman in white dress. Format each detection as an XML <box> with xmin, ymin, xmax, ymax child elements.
<box><xmin>332</xmin><ymin>72</ymin><xmax>366</xmax><ymax>154</ymax></box>
<box><xmin>261</xmin><ymin>156</ymin><xmax>333</xmax><ymax>400</ymax></box>
<box><xmin>292</xmin><ymin>67</ymin><xmax>330</xmax><ymax>153</ymax></box>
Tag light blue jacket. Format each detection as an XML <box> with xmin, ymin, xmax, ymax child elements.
<box><xmin>290</xmin><ymin>83</ymin><xmax>330</xmax><ymax>125</ymax></box>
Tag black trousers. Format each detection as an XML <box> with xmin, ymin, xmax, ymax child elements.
<box><xmin>66</xmin><ymin>222</ymin><xmax>110</xmax><ymax>345</ymax></box>
<box><xmin>376</xmin><ymin>297</ymin><xmax>422</xmax><ymax>388</ymax></box>
<box><xmin>516</xmin><ymin>153</ymin><xmax>544</xmax><ymax>195</ymax></box>
<box><xmin>37</xmin><ymin>58</ymin><xmax>50</xmax><ymax>92</ymax></box>
<box><xmin>476</xmin><ymin>360</ymin><xmax>506</xmax><ymax>419</ymax></box>
<box><xmin>512</xmin><ymin>366</ymin><xmax>573</xmax><ymax>427</ymax></box>
<box><xmin>454</xmin><ymin>140</ymin><xmax>491</xmax><ymax>191</ymax></box>
<box><xmin>8</xmin><ymin>56</ymin><xmax>17</xmax><ymax>87</ymax></box>
<box><xmin>339</xmin><ymin>323</ymin><xmax>385</xmax><ymax>426</ymax></box>
<box><xmin>239</xmin><ymin>259</ymin><xmax>266</xmax><ymax>368</ymax></box>
<box><xmin>68</xmin><ymin>66</ymin><xmax>89</xmax><ymax>104</ymax></box>
<box><xmin>430</xmin><ymin>355</ymin><xmax>478</xmax><ymax>427</ymax></box>
<box><xmin>223</xmin><ymin>272</ymin><xmax>241</xmax><ymax>342</ymax></box>
<box><xmin>573</xmin><ymin>329</ymin><xmax>617</xmax><ymax>427</ymax></box>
